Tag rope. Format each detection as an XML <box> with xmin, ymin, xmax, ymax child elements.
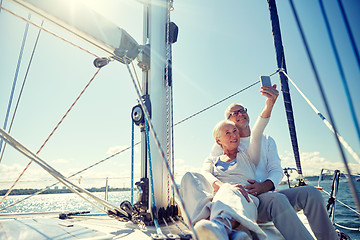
<box><xmin>165</xmin><ymin>3</ymin><xmax>171</xmax><ymax>204</ymax></box>
<box><xmin>0</xmin><ymin>68</ymin><xmax>101</xmax><ymax>205</ymax></box>
<box><xmin>289</xmin><ymin>0</ymin><xmax>360</xmax><ymax>212</ymax></box>
<box><xmin>0</xmin><ymin>20</ymin><xmax>44</xmax><ymax>164</ymax></box>
<box><xmin>169</xmin><ymin>216</ymin><xmax>185</xmax><ymax>235</ymax></box>
<box><xmin>131</xmin><ymin>61</ymin><xmax>142</xmax><ymax>92</ymax></box>
<box><xmin>0</xmin><ymin>6</ymin><xmax>100</xmax><ymax>58</ymax></box>
<box><xmin>336</xmin><ymin>0</ymin><xmax>360</xmax><ymax>71</ymax></box>
<box><xmin>170</xmin><ymin>64</ymin><xmax>175</xmax><ymax>203</ymax></box>
<box><xmin>281</xmin><ymin>70</ymin><xmax>360</xmax><ymax>164</ymax></box>
<box><xmin>0</xmin><ymin>13</ymin><xmax>30</xmax><ymax>158</ymax></box>
<box><xmin>174</xmin><ymin>81</ymin><xmax>259</xmax><ymax>127</ymax></box>
<box><xmin>131</xmin><ymin>121</ymin><xmax>135</xmax><ymax>205</ymax></box>
<box><xmin>319</xmin><ymin>0</ymin><xmax>360</xmax><ymax>145</ymax></box>
<box><xmin>334</xmin><ymin>223</ymin><xmax>360</xmax><ymax>232</ymax></box>
<box><xmin>176</xmin><ymin>216</ymin><xmax>191</xmax><ymax>230</ymax></box>
<box><xmin>145</xmin><ymin>120</ymin><xmax>163</xmax><ymax>235</ymax></box>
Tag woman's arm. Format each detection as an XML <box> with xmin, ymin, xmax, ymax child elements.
<box><xmin>201</xmin><ymin>143</ymin><xmax>223</xmax><ymax>191</ymax></box>
<box><xmin>247</xmin><ymin>85</ymin><xmax>278</xmax><ymax>165</ymax></box>
<box><xmin>247</xmin><ymin>117</ymin><xmax>269</xmax><ymax>166</ymax></box>
<box><xmin>259</xmin><ymin>85</ymin><xmax>278</xmax><ymax>118</ymax></box>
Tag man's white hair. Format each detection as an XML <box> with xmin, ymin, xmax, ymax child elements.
<box><xmin>224</xmin><ymin>103</ymin><xmax>244</xmax><ymax>119</ymax></box>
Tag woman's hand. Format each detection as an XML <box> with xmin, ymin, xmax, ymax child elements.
<box><xmin>212</xmin><ymin>180</ymin><xmax>223</xmax><ymax>192</ymax></box>
<box><xmin>234</xmin><ymin>184</ymin><xmax>250</xmax><ymax>202</ymax></box>
<box><xmin>260</xmin><ymin>84</ymin><xmax>279</xmax><ymax>118</ymax></box>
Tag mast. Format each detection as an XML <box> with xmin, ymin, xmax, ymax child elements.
<box><xmin>267</xmin><ymin>0</ymin><xmax>305</xmax><ymax>185</ymax></box>
<box><xmin>148</xmin><ymin>0</ymin><xmax>169</xmax><ymax>210</ymax></box>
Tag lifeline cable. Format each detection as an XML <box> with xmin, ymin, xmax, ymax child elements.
<box><xmin>289</xmin><ymin>0</ymin><xmax>360</xmax><ymax>213</ymax></box>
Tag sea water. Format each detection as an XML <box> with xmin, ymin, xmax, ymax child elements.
<box><xmin>1</xmin><ymin>180</ymin><xmax>359</xmax><ymax>239</ymax></box>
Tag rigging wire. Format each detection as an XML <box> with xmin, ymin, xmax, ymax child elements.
<box><xmin>319</xmin><ymin>0</ymin><xmax>360</xmax><ymax>146</ymax></box>
<box><xmin>0</xmin><ymin>20</ymin><xmax>44</xmax><ymax>164</ymax></box>
<box><xmin>174</xmin><ymin>81</ymin><xmax>260</xmax><ymax>127</ymax></box>
<box><xmin>0</xmin><ymin>68</ymin><xmax>102</xmax><ymax>205</ymax></box>
<box><xmin>336</xmin><ymin>0</ymin><xmax>360</xmax><ymax>71</ymax></box>
<box><xmin>0</xmin><ymin>13</ymin><xmax>30</xmax><ymax>159</ymax></box>
<box><xmin>288</xmin><ymin>0</ymin><xmax>360</xmax><ymax>213</ymax></box>
<box><xmin>281</xmin><ymin>70</ymin><xmax>360</xmax><ymax>164</ymax></box>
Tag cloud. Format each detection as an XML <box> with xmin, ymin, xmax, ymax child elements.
<box><xmin>51</xmin><ymin>158</ymin><xmax>69</xmax><ymax>164</ymax></box>
<box><xmin>280</xmin><ymin>150</ymin><xmax>360</xmax><ymax>178</ymax></box>
<box><xmin>0</xmin><ymin>163</ymin><xmax>52</xmax><ymax>189</ymax></box>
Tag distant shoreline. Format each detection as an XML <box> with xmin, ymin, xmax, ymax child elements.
<box><xmin>0</xmin><ymin>187</ymin><xmax>131</xmax><ymax>196</ymax></box>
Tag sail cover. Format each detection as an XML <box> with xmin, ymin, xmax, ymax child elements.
<box><xmin>9</xmin><ymin>0</ymin><xmax>140</xmax><ymax>62</ymax></box>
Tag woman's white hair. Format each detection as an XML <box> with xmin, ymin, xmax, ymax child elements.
<box><xmin>224</xmin><ymin>103</ymin><xmax>245</xmax><ymax>119</ymax></box>
<box><xmin>212</xmin><ymin>120</ymin><xmax>236</xmax><ymax>146</ymax></box>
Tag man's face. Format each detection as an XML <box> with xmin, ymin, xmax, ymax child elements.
<box><xmin>227</xmin><ymin>105</ymin><xmax>249</xmax><ymax>129</ymax></box>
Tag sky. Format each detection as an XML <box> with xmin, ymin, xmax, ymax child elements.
<box><xmin>0</xmin><ymin>0</ymin><xmax>359</xmax><ymax>191</ymax></box>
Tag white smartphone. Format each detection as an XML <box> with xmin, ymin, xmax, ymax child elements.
<box><xmin>260</xmin><ymin>76</ymin><xmax>272</xmax><ymax>86</ymax></box>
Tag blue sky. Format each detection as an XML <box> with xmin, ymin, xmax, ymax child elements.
<box><xmin>0</xmin><ymin>0</ymin><xmax>359</xmax><ymax>190</ymax></box>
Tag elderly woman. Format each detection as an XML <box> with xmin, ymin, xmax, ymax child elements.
<box><xmin>193</xmin><ymin>98</ymin><xmax>274</xmax><ymax>240</ymax></box>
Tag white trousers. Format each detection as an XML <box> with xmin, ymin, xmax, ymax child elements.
<box><xmin>181</xmin><ymin>172</ymin><xmax>267</xmax><ymax>240</ymax></box>
<box><xmin>180</xmin><ymin>172</ymin><xmax>338</xmax><ymax>240</ymax></box>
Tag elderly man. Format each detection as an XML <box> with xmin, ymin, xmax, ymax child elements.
<box><xmin>181</xmin><ymin>85</ymin><xmax>339</xmax><ymax>240</ymax></box>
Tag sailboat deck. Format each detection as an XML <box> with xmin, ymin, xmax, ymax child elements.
<box><xmin>0</xmin><ymin>211</ymin><xmax>315</xmax><ymax>239</ymax></box>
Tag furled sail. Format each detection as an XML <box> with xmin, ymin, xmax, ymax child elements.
<box><xmin>9</xmin><ymin>0</ymin><xmax>140</xmax><ymax>62</ymax></box>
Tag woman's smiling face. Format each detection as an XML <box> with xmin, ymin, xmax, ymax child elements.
<box><xmin>217</xmin><ymin>122</ymin><xmax>240</xmax><ymax>151</ymax></box>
